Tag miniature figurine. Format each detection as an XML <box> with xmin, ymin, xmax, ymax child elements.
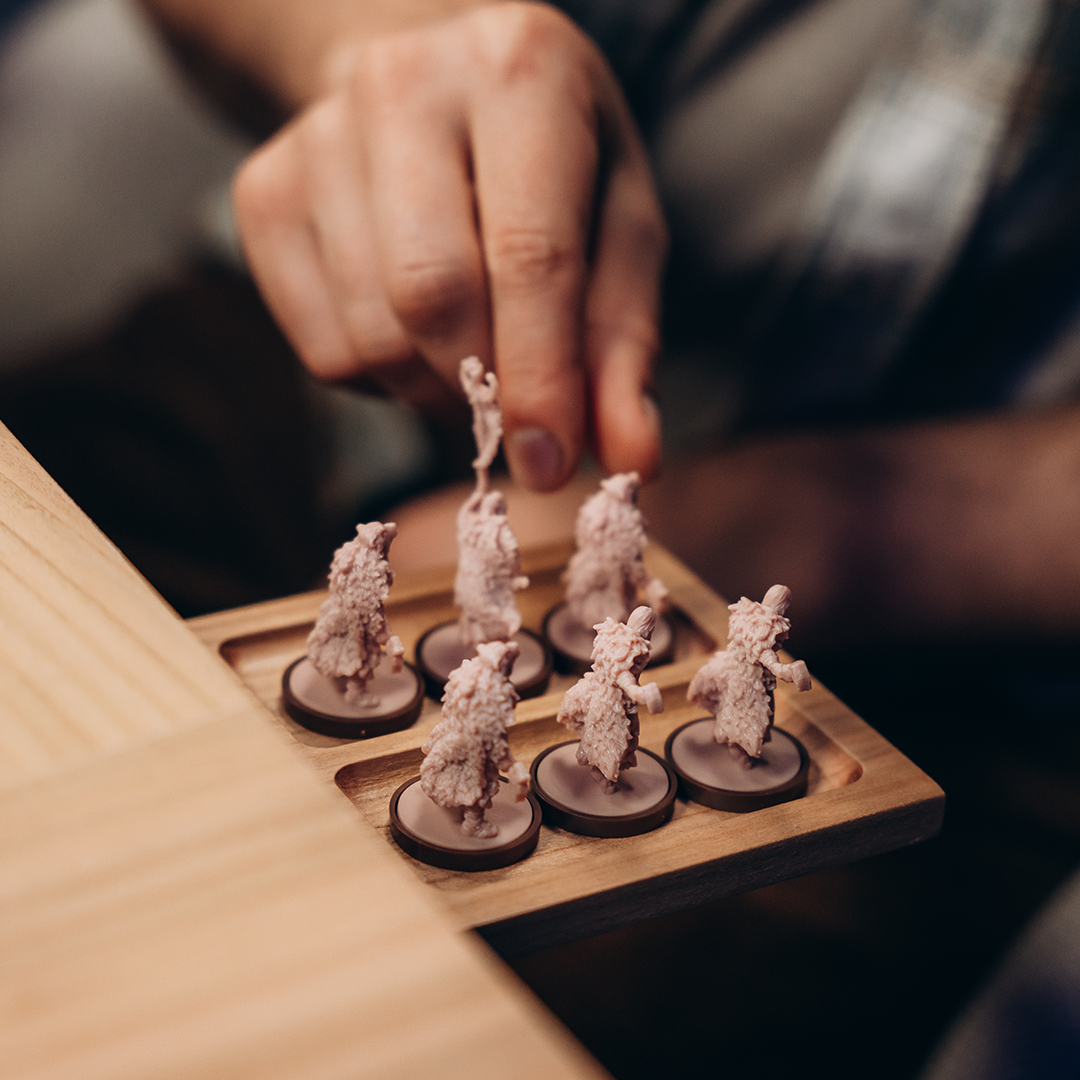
<box><xmin>460</xmin><ymin>354</ymin><xmax>502</xmax><ymax>492</ymax></box>
<box><xmin>454</xmin><ymin>356</ymin><xmax>528</xmax><ymax>646</ymax></box>
<box><xmin>687</xmin><ymin>584</ymin><xmax>811</xmax><ymax>768</ymax></box>
<box><xmin>557</xmin><ymin>605</ymin><xmax>665</xmax><ymax>792</ymax></box>
<box><xmin>306</xmin><ymin>520</ymin><xmax>406</xmax><ymax>706</ymax></box>
<box><xmin>455</xmin><ymin>488</ymin><xmax>530</xmax><ymax>649</ymax></box>
<box><xmin>420</xmin><ymin>639</ymin><xmax>530</xmax><ymax>838</ymax></box>
<box><xmin>564</xmin><ymin>472</ymin><xmax>668</xmax><ymax>629</ymax></box>
<box><xmin>414</xmin><ymin>358</ymin><xmax>551</xmax><ymax>699</ymax></box>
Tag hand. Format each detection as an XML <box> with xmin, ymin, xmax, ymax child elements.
<box><xmin>789</xmin><ymin>659</ymin><xmax>811</xmax><ymax>692</ymax></box>
<box><xmin>233</xmin><ymin>2</ymin><xmax>666</xmax><ymax>491</ymax></box>
<box><xmin>641</xmin><ymin>680</ymin><xmax>663</xmax><ymax>715</ymax></box>
<box><xmin>386</xmin><ymin>634</ymin><xmax>405</xmax><ymax>673</ymax></box>
<box><xmin>507</xmin><ymin>760</ymin><xmax>530</xmax><ymax>801</ymax></box>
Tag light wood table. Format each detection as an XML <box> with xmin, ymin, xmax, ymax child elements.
<box><xmin>0</xmin><ymin>422</ymin><xmax>608</xmax><ymax>1080</ymax></box>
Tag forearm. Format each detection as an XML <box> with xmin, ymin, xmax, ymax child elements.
<box><xmin>641</xmin><ymin>405</ymin><xmax>1080</xmax><ymax>647</ymax></box>
<box><xmin>139</xmin><ymin>0</ymin><xmax>485</xmax><ymax>110</ymax></box>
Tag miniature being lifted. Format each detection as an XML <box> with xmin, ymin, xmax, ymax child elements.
<box><xmin>454</xmin><ymin>356</ymin><xmax>528</xmax><ymax>648</ymax></box>
<box><xmin>687</xmin><ymin>585</ymin><xmax>811</xmax><ymax>768</ymax></box>
<box><xmin>420</xmin><ymin>639</ymin><xmax>530</xmax><ymax>837</ymax></box>
<box><xmin>306</xmin><ymin>521</ymin><xmax>405</xmax><ymax>707</ymax></box>
<box><xmin>557</xmin><ymin>605</ymin><xmax>664</xmax><ymax>792</ymax></box>
<box><xmin>564</xmin><ymin>472</ymin><xmax>668</xmax><ymax>629</ymax></box>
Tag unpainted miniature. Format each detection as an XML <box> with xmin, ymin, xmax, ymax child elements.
<box><xmin>687</xmin><ymin>584</ymin><xmax>811</xmax><ymax>768</ymax></box>
<box><xmin>455</xmin><ymin>488</ymin><xmax>530</xmax><ymax>649</ymax></box>
<box><xmin>306</xmin><ymin>521</ymin><xmax>405</xmax><ymax>706</ymax></box>
<box><xmin>564</xmin><ymin>472</ymin><xmax>668</xmax><ymax>629</ymax></box>
<box><xmin>557</xmin><ymin>605</ymin><xmax>664</xmax><ymax>792</ymax></box>
<box><xmin>460</xmin><ymin>354</ymin><xmax>502</xmax><ymax>493</ymax></box>
<box><xmin>454</xmin><ymin>357</ymin><xmax>528</xmax><ymax>646</ymax></box>
<box><xmin>420</xmin><ymin>639</ymin><xmax>530</xmax><ymax>838</ymax></box>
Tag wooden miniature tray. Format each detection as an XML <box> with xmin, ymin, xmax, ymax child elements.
<box><xmin>188</xmin><ymin>541</ymin><xmax>943</xmax><ymax>958</ymax></box>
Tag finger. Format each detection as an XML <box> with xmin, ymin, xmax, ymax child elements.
<box><xmin>354</xmin><ymin>33</ymin><xmax>493</xmax><ymax>389</ymax></box>
<box><xmin>584</xmin><ymin>109</ymin><xmax>667</xmax><ymax>480</ymax></box>
<box><xmin>233</xmin><ymin>131</ymin><xmax>358</xmax><ymax>378</ymax></box>
<box><xmin>237</xmin><ymin>118</ymin><xmax>463</xmax><ymax>416</ymax></box>
<box><xmin>468</xmin><ymin>7</ymin><xmax>598</xmax><ymax>490</ymax></box>
<box><xmin>298</xmin><ymin>95</ymin><xmax>418</xmax><ymax>373</ymax></box>
<box><xmin>300</xmin><ymin>94</ymin><xmax>472</xmax><ymax>415</ymax></box>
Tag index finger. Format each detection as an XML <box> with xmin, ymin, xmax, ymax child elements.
<box><xmin>467</xmin><ymin>7</ymin><xmax>601</xmax><ymax>491</ymax></box>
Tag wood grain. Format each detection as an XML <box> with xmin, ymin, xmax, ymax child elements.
<box><xmin>0</xmin><ymin>421</ymin><xmax>607</xmax><ymax>1080</ymax></box>
<box><xmin>189</xmin><ymin>541</ymin><xmax>945</xmax><ymax>958</ymax></box>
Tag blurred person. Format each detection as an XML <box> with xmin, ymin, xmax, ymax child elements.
<box><xmin>129</xmin><ymin>0</ymin><xmax>1080</xmax><ymax>651</ymax></box>
<box><xmin>132</xmin><ymin>7</ymin><xmax>1080</xmax><ymax>1080</ymax></box>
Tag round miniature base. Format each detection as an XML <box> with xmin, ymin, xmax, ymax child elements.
<box><xmin>664</xmin><ymin>718</ymin><xmax>810</xmax><ymax>812</ymax></box>
<box><xmin>542</xmin><ymin>602</ymin><xmax>675</xmax><ymax>676</ymax></box>
<box><xmin>388</xmin><ymin>777</ymin><xmax>543</xmax><ymax>871</ymax></box>
<box><xmin>281</xmin><ymin>655</ymin><xmax>424</xmax><ymax>739</ymax></box>
<box><xmin>529</xmin><ymin>741</ymin><xmax>677</xmax><ymax>838</ymax></box>
<box><xmin>414</xmin><ymin>622</ymin><xmax>553</xmax><ymax>700</ymax></box>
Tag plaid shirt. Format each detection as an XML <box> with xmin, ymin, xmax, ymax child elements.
<box><xmin>565</xmin><ymin>0</ymin><xmax>1080</xmax><ymax>429</ymax></box>
<box><xmin>753</xmin><ymin>0</ymin><xmax>1080</xmax><ymax>424</ymax></box>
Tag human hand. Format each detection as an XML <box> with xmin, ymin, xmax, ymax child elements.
<box><xmin>233</xmin><ymin>1</ymin><xmax>666</xmax><ymax>491</ymax></box>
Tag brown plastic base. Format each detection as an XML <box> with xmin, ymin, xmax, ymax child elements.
<box><xmin>414</xmin><ymin>621</ymin><xmax>552</xmax><ymax>700</ymax></box>
<box><xmin>664</xmin><ymin>718</ymin><xmax>810</xmax><ymax>812</ymax></box>
<box><xmin>281</xmin><ymin>655</ymin><xmax>424</xmax><ymax>739</ymax></box>
<box><xmin>542</xmin><ymin>602</ymin><xmax>674</xmax><ymax>676</ymax></box>
<box><xmin>388</xmin><ymin>776</ymin><xmax>543</xmax><ymax>871</ymax></box>
<box><xmin>529</xmin><ymin>741</ymin><xmax>677</xmax><ymax>838</ymax></box>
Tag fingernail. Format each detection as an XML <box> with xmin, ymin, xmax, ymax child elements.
<box><xmin>507</xmin><ymin>428</ymin><xmax>564</xmax><ymax>491</ymax></box>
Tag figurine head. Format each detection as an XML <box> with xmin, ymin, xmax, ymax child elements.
<box><xmin>761</xmin><ymin>584</ymin><xmax>791</xmax><ymax>615</ymax></box>
<box><xmin>355</xmin><ymin>520</ymin><xmax>397</xmax><ymax>558</ymax></box>
<box><xmin>459</xmin><ymin>354</ymin><xmax>484</xmax><ymax>390</ymax></box>
<box><xmin>475</xmin><ymin>638</ymin><xmax>520</xmax><ymax>678</ymax></box>
<box><xmin>727</xmin><ymin>588</ymin><xmax>792</xmax><ymax>651</ymax></box>
<box><xmin>480</xmin><ymin>490</ymin><xmax>508</xmax><ymax>517</ymax></box>
<box><xmin>591</xmin><ymin>610</ymin><xmax>653</xmax><ymax>676</ymax></box>
<box><xmin>600</xmin><ymin>472</ymin><xmax>641</xmax><ymax>504</ymax></box>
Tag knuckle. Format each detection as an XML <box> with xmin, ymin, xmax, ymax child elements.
<box><xmin>475</xmin><ymin>2</ymin><xmax>585</xmax><ymax>81</ymax></box>
<box><xmin>351</xmin><ymin>33</ymin><xmax>430</xmax><ymax>105</ymax></box>
<box><xmin>385</xmin><ymin>257</ymin><xmax>482</xmax><ymax>334</ymax></box>
<box><xmin>353</xmin><ymin>43</ymin><xmax>399</xmax><ymax>96</ymax></box>
<box><xmin>306</xmin><ymin>331</ymin><xmax>412</xmax><ymax>382</ymax></box>
<box><xmin>232</xmin><ymin>143</ymin><xmax>295</xmax><ymax>226</ymax></box>
<box><xmin>300</xmin><ymin>341</ymin><xmax>358</xmax><ymax>382</ymax></box>
<box><xmin>487</xmin><ymin>227</ymin><xmax>583</xmax><ymax>290</ymax></box>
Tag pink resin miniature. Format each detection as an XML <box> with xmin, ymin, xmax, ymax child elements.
<box><xmin>460</xmin><ymin>354</ymin><xmax>502</xmax><ymax>491</ymax></box>
<box><xmin>564</xmin><ymin>472</ymin><xmax>668</xmax><ymax>629</ymax></box>
<box><xmin>455</xmin><ymin>488</ymin><xmax>530</xmax><ymax>649</ymax></box>
<box><xmin>687</xmin><ymin>584</ymin><xmax>811</xmax><ymax>768</ymax></box>
<box><xmin>557</xmin><ymin>605</ymin><xmax>665</xmax><ymax>792</ymax></box>
<box><xmin>420</xmin><ymin>639</ymin><xmax>529</xmax><ymax>837</ymax></box>
<box><xmin>306</xmin><ymin>521</ymin><xmax>405</xmax><ymax>707</ymax></box>
<box><xmin>453</xmin><ymin>357</ymin><xmax>528</xmax><ymax>647</ymax></box>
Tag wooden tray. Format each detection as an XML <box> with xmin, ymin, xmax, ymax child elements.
<box><xmin>188</xmin><ymin>541</ymin><xmax>943</xmax><ymax>957</ymax></box>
